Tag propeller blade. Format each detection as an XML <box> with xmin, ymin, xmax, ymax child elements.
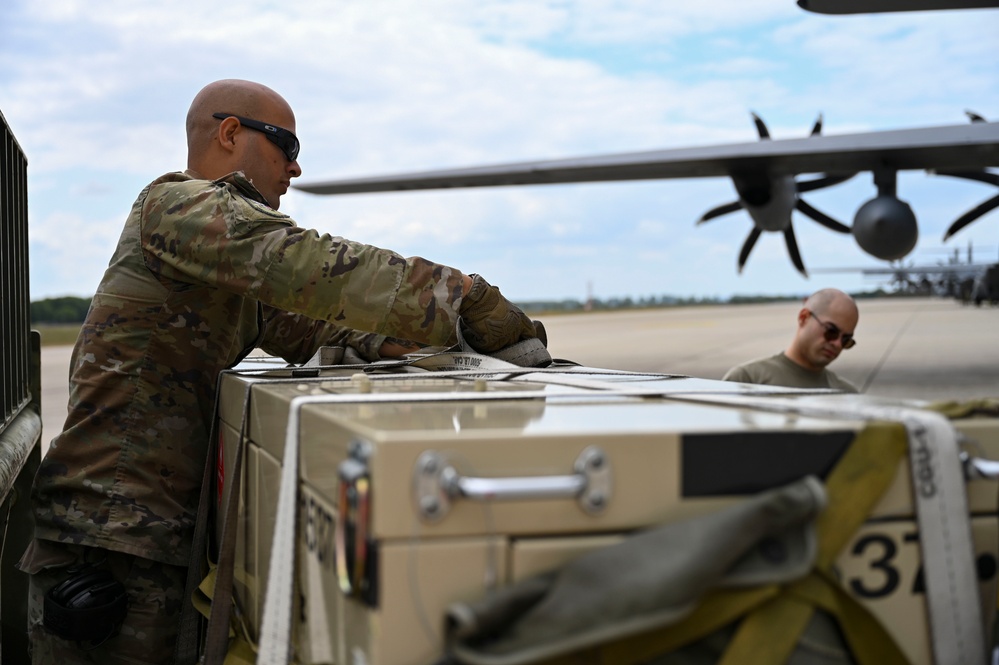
<box><xmin>935</xmin><ymin>170</ymin><xmax>999</xmax><ymax>187</ymax></box>
<box><xmin>784</xmin><ymin>226</ymin><xmax>808</xmax><ymax>277</ymax></box>
<box><xmin>795</xmin><ymin>199</ymin><xmax>851</xmax><ymax>233</ymax></box>
<box><xmin>697</xmin><ymin>200</ymin><xmax>743</xmax><ymax>224</ymax></box>
<box><xmin>943</xmin><ymin>193</ymin><xmax>999</xmax><ymax>240</ymax></box>
<box><xmin>750</xmin><ymin>112</ymin><xmax>770</xmax><ymax>140</ymax></box>
<box><xmin>810</xmin><ymin>113</ymin><xmax>824</xmax><ymax>136</ymax></box>
<box><xmin>796</xmin><ymin>173</ymin><xmax>856</xmax><ymax>192</ymax></box>
<box><xmin>738</xmin><ymin>227</ymin><xmax>763</xmax><ymax>273</ymax></box>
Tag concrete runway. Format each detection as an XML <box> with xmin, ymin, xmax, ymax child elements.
<box><xmin>541</xmin><ymin>296</ymin><xmax>999</xmax><ymax>401</ymax></box>
<box><xmin>38</xmin><ymin>296</ymin><xmax>998</xmax><ymax>450</ymax></box>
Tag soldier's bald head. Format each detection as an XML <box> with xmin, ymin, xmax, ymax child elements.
<box><xmin>785</xmin><ymin>287</ymin><xmax>859</xmax><ymax>371</ymax></box>
<box><xmin>186</xmin><ymin>80</ymin><xmax>294</xmax><ymax>166</ymax></box>
<box><xmin>804</xmin><ymin>288</ymin><xmax>855</xmax><ymax>317</ymax></box>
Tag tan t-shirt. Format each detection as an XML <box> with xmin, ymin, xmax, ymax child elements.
<box><xmin>722</xmin><ymin>352</ymin><xmax>857</xmax><ymax>392</ymax></box>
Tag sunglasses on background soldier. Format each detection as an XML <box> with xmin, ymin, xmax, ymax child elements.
<box><xmin>213</xmin><ymin>113</ymin><xmax>300</xmax><ymax>162</ymax></box>
<box><xmin>808</xmin><ymin>310</ymin><xmax>856</xmax><ymax>349</ymax></box>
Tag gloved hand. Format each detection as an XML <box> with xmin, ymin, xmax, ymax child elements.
<box><xmin>459</xmin><ymin>274</ymin><xmax>541</xmax><ymax>353</ymax></box>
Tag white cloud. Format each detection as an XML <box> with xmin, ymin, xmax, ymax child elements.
<box><xmin>27</xmin><ymin>209</ymin><xmax>120</xmax><ymax>296</ymax></box>
<box><xmin>2</xmin><ymin>0</ymin><xmax>996</xmax><ymax>302</ymax></box>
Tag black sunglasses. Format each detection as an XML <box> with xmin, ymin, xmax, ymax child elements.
<box><xmin>213</xmin><ymin>113</ymin><xmax>300</xmax><ymax>162</ymax></box>
<box><xmin>809</xmin><ymin>311</ymin><xmax>856</xmax><ymax>349</ymax></box>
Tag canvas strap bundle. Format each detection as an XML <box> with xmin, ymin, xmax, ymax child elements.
<box><xmin>440</xmin><ymin>421</ymin><xmax>912</xmax><ymax>665</ymax></box>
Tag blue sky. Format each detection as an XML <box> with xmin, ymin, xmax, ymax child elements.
<box><xmin>2</xmin><ymin>0</ymin><xmax>998</xmax><ymax>303</ymax></box>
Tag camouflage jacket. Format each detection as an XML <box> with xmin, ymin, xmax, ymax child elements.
<box><xmin>32</xmin><ymin>170</ymin><xmax>466</xmax><ymax>566</ymax></box>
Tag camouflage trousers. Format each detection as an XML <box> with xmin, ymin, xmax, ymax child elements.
<box><xmin>19</xmin><ymin>538</ymin><xmax>188</xmax><ymax>665</ymax></box>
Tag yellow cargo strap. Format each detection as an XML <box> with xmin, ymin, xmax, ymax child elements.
<box><xmin>667</xmin><ymin>395</ymin><xmax>986</xmax><ymax>665</ymax></box>
<box><xmin>537</xmin><ymin>421</ymin><xmax>909</xmax><ymax>665</ymax></box>
<box><xmin>927</xmin><ymin>398</ymin><xmax>999</xmax><ymax>420</ymax></box>
<box><xmin>717</xmin><ymin>421</ymin><xmax>909</xmax><ymax>665</ymax></box>
<box><xmin>194</xmin><ymin>559</ymin><xmax>259</xmax><ymax>665</ymax></box>
<box><xmin>193</xmin><ymin>563</ymin><xmax>216</xmax><ymax>622</ymax></box>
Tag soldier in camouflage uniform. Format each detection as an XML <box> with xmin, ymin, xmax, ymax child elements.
<box><xmin>18</xmin><ymin>79</ymin><xmax>542</xmax><ymax>664</ymax></box>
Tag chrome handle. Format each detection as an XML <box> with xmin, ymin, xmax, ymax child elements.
<box><xmin>414</xmin><ymin>446</ymin><xmax>611</xmax><ymax>522</ymax></box>
<box><xmin>444</xmin><ymin>469</ymin><xmax>587</xmax><ymax>500</ymax></box>
<box><xmin>961</xmin><ymin>452</ymin><xmax>999</xmax><ymax>480</ymax></box>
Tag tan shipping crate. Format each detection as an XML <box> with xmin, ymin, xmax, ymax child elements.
<box><xmin>215</xmin><ymin>362</ymin><xmax>999</xmax><ymax>665</ymax></box>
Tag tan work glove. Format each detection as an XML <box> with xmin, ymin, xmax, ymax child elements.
<box><xmin>459</xmin><ymin>274</ymin><xmax>542</xmax><ymax>353</ymax></box>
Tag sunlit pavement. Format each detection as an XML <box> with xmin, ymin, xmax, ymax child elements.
<box><xmin>39</xmin><ymin>297</ymin><xmax>998</xmax><ymax>453</ymax></box>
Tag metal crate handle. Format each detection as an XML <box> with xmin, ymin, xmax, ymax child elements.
<box><xmin>413</xmin><ymin>445</ymin><xmax>611</xmax><ymax>522</ymax></box>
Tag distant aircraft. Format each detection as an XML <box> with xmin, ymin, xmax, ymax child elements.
<box><xmin>294</xmin><ymin>117</ymin><xmax>999</xmax><ymax>276</ymax></box>
<box><xmin>816</xmin><ymin>243</ymin><xmax>999</xmax><ymax>304</ymax></box>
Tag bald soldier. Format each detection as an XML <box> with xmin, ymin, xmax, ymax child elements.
<box><xmin>18</xmin><ymin>79</ymin><xmax>545</xmax><ymax>664</ymax></box>
<box><xmin>723</xmin><ymin>288</ymin><xmax>859</xmax><ymax>392</ymax></box>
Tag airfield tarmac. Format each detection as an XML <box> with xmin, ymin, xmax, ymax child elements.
<box><xmin>38</xmin><ymin>296</ymin><xmax>998</xmax><ymax>449</ymax></box>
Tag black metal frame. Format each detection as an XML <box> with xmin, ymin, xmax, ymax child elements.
<box><xmin>1</xmin><ymin>109</ymin><xmax>32</xmax><ymax>429</ymax></box>
<box><xmin>0</xmin><ymin>107</ymin><xmax>40</xmax><ymax>664</ymax></box>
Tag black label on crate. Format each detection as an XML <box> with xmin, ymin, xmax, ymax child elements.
<box><xmin>682</xmin><ymin>430</ymin><xmax>854</xmax><ymax>496</ymax></box>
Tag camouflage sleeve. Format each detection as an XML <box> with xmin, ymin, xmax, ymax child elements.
<box><xmin>258</xmin><ymin>306</ymin><xmax>387</xmax><ymax>363</ymax></box>
<box><xmin>140</xmin><ymin>175</ymin><xmax>464</xmax><ymax>347</ymax></box>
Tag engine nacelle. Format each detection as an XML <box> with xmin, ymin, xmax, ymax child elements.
<box><xmin>733</xmin><ymin>174</ymin><xmax>797</xmax><ymax>233</ymax></box>
<box><xmin>852</xmin><ymin>195</ymin><xmax>918</xmax><ymax>261</ymax></box>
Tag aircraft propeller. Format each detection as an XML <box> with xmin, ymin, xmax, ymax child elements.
<box><xmin>937</xmin><ymin>170</ymin><xmax>999</xmax><ymax>240</ymax></box>
<box><xmin>696</xmin><ymin>113</ymin><xmax>854</xmax><ymax>276</ymax></box>
<box><xmin>933</xmin><ymin>112</ymin><xmax>999</xmax><ymax>241</ymax></box>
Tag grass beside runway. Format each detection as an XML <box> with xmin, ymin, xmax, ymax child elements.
<box><xmin>34</xmin><ymin>324</ymin><xmax>80</xmax><ymax>347</ymax></box>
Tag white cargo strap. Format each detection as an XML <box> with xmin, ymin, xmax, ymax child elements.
<box><xmin>898</xmin><ymin>410</ymin><xmax>988</xmax><ymax>665</ymax></box>
<box><xmin>406</xmin><ymin>351</ymin><xmax>527</xmax><ymax>374</ymax></box>
<box><xmin>760</xmin><ymin>402</ymin><xmax>985</xmax><ymax>665</ymax></box>
<box><xmin>455</xmin><ymin>316</ymin><xmax>552</xmax><ymax>368</ymax></box>
<box><xmin>254</xmin><ymin>364</ymin><xmax>555</xmax><ymax>665</ymax></box>
<box><xmin>784</xmin><ymin>403</ymin><xmax>987</xmax><ymax>665</ymax></box>
<box><xmin>256</xmin><ymin>395</ymin><xmax>311</xmax><ymax>665</ymax></box>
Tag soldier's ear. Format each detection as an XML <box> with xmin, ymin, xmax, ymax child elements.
<box><xmin>216</xmin><ymin>116</ymin><xmax>240</xmax><ymax>154</ymax></box>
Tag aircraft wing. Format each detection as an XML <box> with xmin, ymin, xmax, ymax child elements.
<box><xmin>798</xmin><ymin>0</ymin><xmax>999</xmax><ymax>13</ymax></box>
<box><xmin>294</xmin><ymin>121</ymin><xmax>999</xmax><ymax>195</ymax></box>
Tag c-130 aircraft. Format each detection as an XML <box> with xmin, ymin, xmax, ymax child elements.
<box><xmin>292</xmin><ymin>0</ymin><xmax>999</xmax><ymax>279</ymax></box>
<box><xmin>294</xmin><ymin>114</ymin><xmax>999</xmax><ymax>278</ymax></box>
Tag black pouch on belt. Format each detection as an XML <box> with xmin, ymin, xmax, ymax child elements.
<box><xmin>43</xmin><ymin>565</ymin><xmax>128</xmax><ymax>647</ymax></box>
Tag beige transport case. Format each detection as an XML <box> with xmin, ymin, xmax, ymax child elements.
<box><xmin>215</xmin><ymin>358</ymin><xmax>999</xmax><ymax>665</ymax></box>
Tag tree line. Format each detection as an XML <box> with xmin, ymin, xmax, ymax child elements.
<box><xmin>31</xmin><ymin>289</ymin><xmax>896</xmax><ymax>325</ymax></box>
<box><xmin>30</xmin><ymin>296</ymin><xmax>91</xmax><ymax>324</ymax></box>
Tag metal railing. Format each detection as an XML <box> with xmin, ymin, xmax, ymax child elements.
<box><xmin>0</xmin><ymin>106</ymin><xmax>39</xmax><ymax>664</ymax></box>
<box><xmin>1</xmin><ymin>108</ymin><xmax>31</xmax><ymax>431</ymax></box>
